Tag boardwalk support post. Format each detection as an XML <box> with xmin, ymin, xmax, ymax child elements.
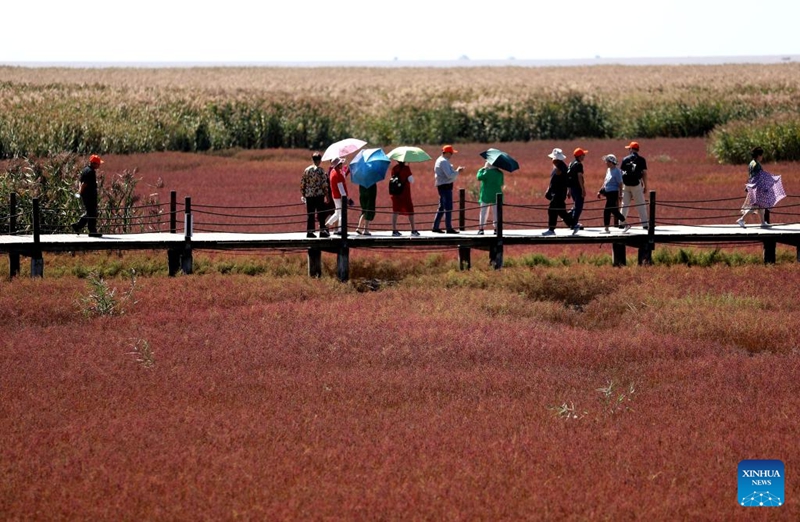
<box><xmin>639</xmin><ymin>190</ymin><xmax>656</xmax><ymax>265</ymax></box>
<box><xmin>336</xmin><ymin>196</ymin><xmax>349</xmax><ymax>282</ymax></box>
<box><xmin>764</xmin><ymin>240</ymin><xmax>776</xmax><ymax>264</ymax></box>
<box><xmin>612</xmin><ymin>243</ymin><xmax>626</xmax><ymax>267</ymax></box>
<box><xmin>31</xmin><ymin>198</ymin><xmax>44</xmax><ymax>278</ymax></box>
<box><xmin>8</xmin><ymin>194</ymin><xmax>20</xmax><ymax>278</ymax></box>
<box><xmin>308</xmin><ymin>248</ymin><xmax>322</xmax><ymax>278</ymax></box>
<box><xmin>458</xmin><ymin>188</ymin><xmax>471</xmax><ymax>270</ymax></box>
<box><xmin>181</xmin><ymin>196</ymin><xmax>193</xmax><ymax>275</ymax></box>
<box><xmin>489</xmin><ymin>193</ymin><xmax>503</xmax><ymax>269</ymax></box>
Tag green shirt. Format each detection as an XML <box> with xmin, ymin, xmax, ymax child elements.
<box><xmin>477</xmin><ymin>167</ymin><xmax>504</xmax><ymax>204</ymax></box>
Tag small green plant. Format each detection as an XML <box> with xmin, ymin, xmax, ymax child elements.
<box><xmin>129</xmin><ymin>338</ymin><xmax>155</xmax><ymax>368</ymax></box>
<box><xmin>596</xmin><ymin>380</ymin><xmax>636</xmax><ymax>415</ymax></box>
<box><xmin>548</xmin><ymin>401</ymin><xmax>586</xmax><ymax>420</ymax></box>
<box><xmin>78</xmin><ymin>270</ymin><xmax>137</xmax><ymax>317</ymax></box>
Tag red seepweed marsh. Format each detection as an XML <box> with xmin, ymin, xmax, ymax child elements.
<box><xmin>2</xmin><ymin>138</ymin><xmax>800</xmax><ymax>519</ymax></box>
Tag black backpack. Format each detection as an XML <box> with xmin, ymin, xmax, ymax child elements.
<box><xmin>388</xmin><ymin>172</ymin><xmax>404</xmax><ymax>195</ymax></box>
<box><xmin>620</xmin><ymin>158</ymin><xmax>640</xmax><ymax>186</ymax></box>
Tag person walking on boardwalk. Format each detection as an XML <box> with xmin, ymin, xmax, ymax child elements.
<box><xmin>619</xmin><ymin>141</ymin><xmax>649</xmax><ymax>228</ymax></box>
<box><xmin>432</xmin><ymin>145</ymin><xmax>465</xmax><ymax>234</ymax></box>
<box><xmin>71</xmin><ymin>154</ymin><xmax>103</xmax><ymax>237</ymax></box>
<box><xmin>389</xmin><ymin>161</ymin><xmax>419</xmax><ymax>236</ymax></box>
<box><xmin>542</xmin><ymin>148</ymin><xmax>576</xmax><ymax>236</ymax></box>
<box><xmin>325</xmin><ymin>158</ymin><xmax>353</xmax><ymax>236</ymax></box>
<box><xmin>597</xmin><ymin>154</ymin><xmax>631</xmax><ymax>234</ymax></box>
<box><xmin>737</xmin><ymin>146</ymin><xmax>786</xmax><ymax>228</ymax></box>
<box><xmin>301</xmin><ymin>151</ymin><xmax>331</xmax><ymax>238</ymax></box>
<box><xmin>567</xmin><ymin>147</ymin><xmax>588</xmax><ymax>232</ymax></box>
<box><xmin>355</xmin><ymin>181</ymin><xmax>377</xmax><ymax>236</ymax></box>
<box><xmin>476</xmin><ymin>161</ymin><xmax>504</xmax><ymax>235</ymax></box>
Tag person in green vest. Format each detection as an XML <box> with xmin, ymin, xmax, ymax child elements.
<box><xmin>476</xmin><ymin>161</ymin><xmax>504</xmax><ymax>235</ymax></box>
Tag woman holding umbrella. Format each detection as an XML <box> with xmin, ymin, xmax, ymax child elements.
<box><xmin>325</xmin><ymin>158</ymin><xmax>353</xmax><ymax>235</ymax></box>
<box><xmin>390</xmin><ymin>160</ymin><xmax>419</xmax><ymax>236</ymax></box>
<box><xmin>476</xmin><ymin>148</ymin><xmax>517</xmax><ymax>234</ymax></box>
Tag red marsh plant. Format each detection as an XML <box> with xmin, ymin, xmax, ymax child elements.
<box><xmin>1</xmin><ymin>268</ymin><xmax>799</xmax><ymax>519</ymax></box>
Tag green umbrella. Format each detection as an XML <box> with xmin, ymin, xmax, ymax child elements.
<box><xmin>387</xmin><ymin>146</ymin><xmax>432</xmax><ymax>163</ymax></box>
<box><xmin>480</xmin><ymin>148</ymin><xmax>519</xmax><ymax>172</ymax></box>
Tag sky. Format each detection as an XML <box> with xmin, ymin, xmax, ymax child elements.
<box><xmin>3</xmin><ymin>0</ymin><xmax>799</xmax><ymax>64</ymax></box>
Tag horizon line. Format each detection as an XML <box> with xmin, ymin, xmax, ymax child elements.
<box><xmin>1</xmin><ymin>54</ymin><xmax>798</xmax><ymax>69</ymax></box>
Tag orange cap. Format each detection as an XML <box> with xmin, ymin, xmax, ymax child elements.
<box><xmin>442</xmin><ymin>145</ymin><xmax>457</xmax><ymax>154</ymax></box>
<box><xmin>573</xmin><ymin>147</ymin><xmax>588</xmax><ymax>157</ymax></box>
<box><xmin>89</xmin><ymin>154</ymin><xmax>104</xmax><ymax>165</ymax></box>
<box><xmin>625</xmin><ymin>141</ymin><xmax>640</xmax><ymax>150</ymax></box>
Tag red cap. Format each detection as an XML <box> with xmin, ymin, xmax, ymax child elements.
<box><xmin>573</xmin><ymin>147</ymin><xmax>588</xmax><ymax>157</ymax></box>
<box><xmin>625</xmin><ymin>141</ymin><xmax>640</xmax><ymax>150</ymax></box>
<box><xmin>89</xmin><ymin>154</ymin><xmax>104</xmax><ymax>165</ymax></box>
<box><xmin>442</xmin><ymin>145</ymin><xmax>457</xmax><ymax>154</ymax></box>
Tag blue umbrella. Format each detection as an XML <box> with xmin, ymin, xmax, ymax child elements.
<box><xmin>349</xmin><ymin>148</ymin><xmax>391</xmax><ymax>188</ymax></box>
<box><xmin>480</xmin><ymin>148</ymin><xmax>520</xmax><ymax>172</ymax></box>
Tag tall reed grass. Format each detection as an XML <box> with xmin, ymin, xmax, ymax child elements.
<box><xmin>2</xmin><ymin>64</ymin><xmax>800</xmax><ymax>162</ymax></box>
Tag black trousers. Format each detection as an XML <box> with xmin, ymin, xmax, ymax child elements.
<box><xmin>548</xmin><ymin>198</ymin><xmax>575</xmax><ymax>230</ymax></box>
<box><xmin>603</xmin><ymin>192</ymin><xmax>626</xmax><ymax>227</ymax></box>
<box><xmin>75</xmin><ymin>196</ymin><xmax>98</xmax><ymax>233</ymax></box>
<box><xmin>305</xmin><ymin>196</ymin><xmax>328</xmax><ymax>232</ymax></box>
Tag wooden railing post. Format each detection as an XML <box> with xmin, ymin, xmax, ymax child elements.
<box><xmin>170</xmin><ymin>190</ymin><xmax>177</xmax><ymax>234</ymax></box>
<box><xmin>457</xmin><ymin>188</ymin><xmax>471</xmax><ymax>270</ymax></box>
<box><xmin>489</xmin><ymin>193</ymin><xmax>504</xmax><ymax>269</ymax></box>
<box><xmin>458</xmin><ymin>188</ymin><xmax>466</xmax><ymax>232</ymax></box>
<box><xmin>31</xmin><ymin>198</ymin><xmax>44</xmax><ymax>278</ymax></box>
<box><xmin>181</xmin><ymin>196</ymin><xmax>193</xmax><ymax>274</ymax></box>
<box><xmin>337</xmin><ymin>196</ymin><xmax>349</xmax><ymax>282</ymax></box>
<box><xmin>8</xmin><ymin>194</ymin><xmax>20</xmax><ymax>278</ymax></box>
<box><xmin>639</xmin><ymin>190</ymin><xmax>656</xmax><ymax>265</ymax></box>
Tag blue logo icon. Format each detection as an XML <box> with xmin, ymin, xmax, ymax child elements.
<box><xmin>738</xmin><ymin>460</ymin><xmax>784</xmax><ymax>507</ymax></box>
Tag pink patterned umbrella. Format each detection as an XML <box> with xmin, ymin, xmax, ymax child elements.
<box><xmin>321</xmin><ymin>138</ymin><xmax>367</xmax><ymax>161</ymax></box>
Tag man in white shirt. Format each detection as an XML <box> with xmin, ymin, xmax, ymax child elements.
<box><xmin>432</xmin><ymin>145</ymin><xmax>465</xmax><ymax>233</ymax></box>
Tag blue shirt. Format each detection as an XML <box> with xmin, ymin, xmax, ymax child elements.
<box><xmin>603</xmin><ymin>167</ymin><xmax>623</xmax><ymax>192</ymax></box>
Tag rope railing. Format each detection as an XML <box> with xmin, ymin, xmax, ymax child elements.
<box><xmin>8</xmin><ymin>193</ymin><xmax>800</xmax><ymax>237</ymax></box>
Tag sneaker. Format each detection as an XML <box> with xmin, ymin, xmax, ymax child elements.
<box><xmin>572</xmin><ymin>226</ymin><xmax>580</xmax><ymax>236</ymax></box>
<box><xmin>392</xmin><ymin>230</ymin><xmax>402</xmax><ymax>237</ymax></box>
<box><xmin>71</xmin><ymin>223</ymin><xmax>81</xmax><ymax>234</ymax></box>
<box><xmin>431</xmin><ymin>228</ymin><xmax>444</xmax><ymax>233</ymax></box>
<box><xmin>88</xmin><ymin>233</ymin><xmax>103</xmax><ymax>238</ymax></box>
<box><xmin>446</xmin><ymin>229</ymin><xmax>459</xmax><ymax>234</ymax></box>
<box><xmin>575</xmin><ymin>222</ymin><xmax>584</xmax><ymax>230</ymax></box>
<box><xmin>736</xmin><ymin>218</ymin><xmax>745</xmax><ymax>228</ymax></box>
<box><xmin>333</xmin><ymin>230</ymin><xmax>342</xmax><ymax>236</ymax></box>
<box><xmin>622</xmin><ymin>224</ymin><xmax>632</xmax><ymax>233</ymax></box>
<box><xmin>355</xmin><ymin>230</ymin><xmax>363</xmax><ymax>235</ymax></box>
<box><xmin>306</xmin><ymin>232</ymin><xmax>316</xmax><ymax>238</ymax></box>
<box><xmin>477</xmin><ymin>229</ymin><xmax>484</xmax><ymax>235</ymax></box>
<box><xmin>761</xmin><ymin>222</ymin><xmax>771</xmax><ymax>228</ymax></box>
<box><xmin>541</xmin><ymin>230</ymin><xmax>555</xmax><ymax>236</ymax></box>
<box><xmin>319</xmin><ymin>229</ymin><xmax>330</xmax><ymax>238</ymax></box>
<box><xmin>642</xmin><ymin>224</ymin><xmax>649</xmax><ymax>230</ymax></box>
<box><xmin>411</xmin><ymin>230</ymin><xmax>421</xmax><ymax>237</ymax></box>
<box><xmin>362</xmin><ymin>231</ymin><xmax>371</xmax><ymax>236</ymax></box>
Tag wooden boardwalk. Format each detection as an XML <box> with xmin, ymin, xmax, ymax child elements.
<box><xmin>3</xmin><ymin>223</ymin><xmax>799</xmax><ymax>280</ymax></box>
<box><xmin>3</xmin><ymin>191</ymin><xmax>800</xmax><ymax>279</ymax></box>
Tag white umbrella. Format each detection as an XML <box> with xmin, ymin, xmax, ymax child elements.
<box><xmin>321</xmin><ymin>138</ymin><xmax>367</xmax><ymax>161</ymax></box>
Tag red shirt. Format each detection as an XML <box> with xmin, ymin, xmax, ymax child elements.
<box><xmin>329</xmin><ymin>166</ymin><xmax>348</xmax><ymax>199</ymax></box>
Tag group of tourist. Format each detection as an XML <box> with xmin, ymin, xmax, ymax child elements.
<box><xmin>67</xmin><ymin>142</ymin><xmax>781</xmax><ymax>239</ymax></box>
<box><xmin>544</xmin><ymin>141</ymin><xmax>650</xmax><ymax>235</ymax></box>
<box><xmin>301</xmin><ymin>141</ymin><xmax>652</xmax><ymax>237</ymax></box>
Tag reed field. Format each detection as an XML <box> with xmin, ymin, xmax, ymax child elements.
<box><xmin>3</xmin><ymin>64</ymin><xmax>800</xmax><ymax>162</ymax></box>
